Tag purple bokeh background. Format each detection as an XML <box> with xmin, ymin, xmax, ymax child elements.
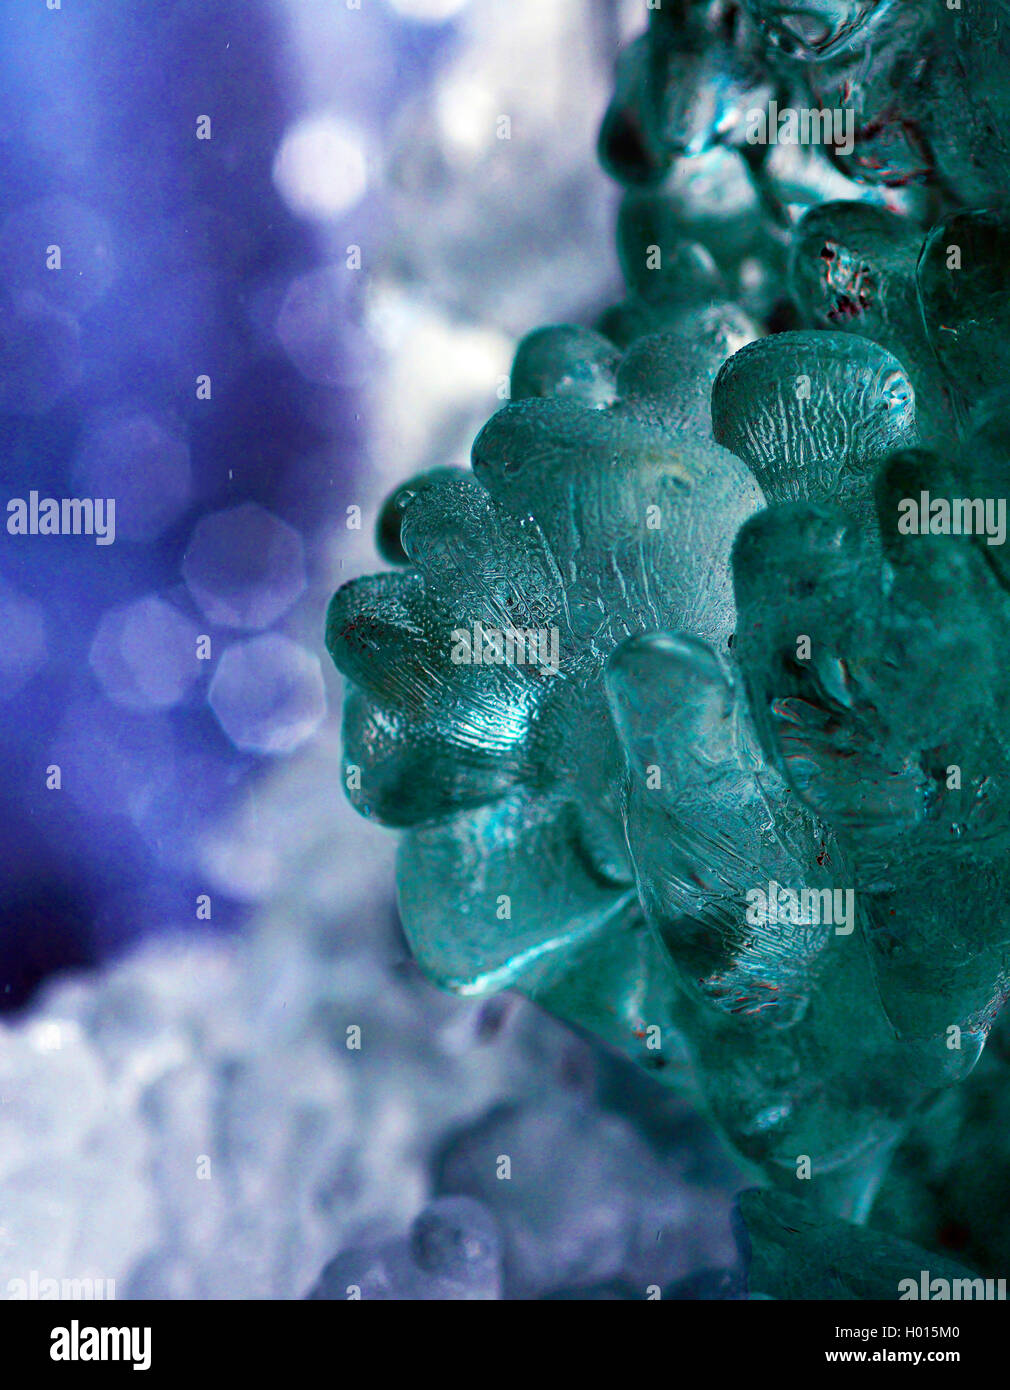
<box><xmin>0</xmin><ymin>0</ymin><xmax>457</xmax><ymax>1006</ymax></box>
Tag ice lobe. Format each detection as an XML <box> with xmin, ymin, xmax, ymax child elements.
<box><xmin>711</xmin><ymin>330</ymin><xmax>916</xmax><ymax>516</ymax></box>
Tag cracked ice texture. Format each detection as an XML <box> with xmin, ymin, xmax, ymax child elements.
<box><xmin>601</xmin><ymin>0</ymin><xmax>1010</xmax><ymax>205</ymax></box>
<box><xmin>331</xmin><ymin>307</ymin><xmax>1010</xmax><ymax>1233</ymax></box>
<box><xmin>330</xmin><ymin>0</ymin><xmax>1010</xmax><ymax>1223</ymax></box>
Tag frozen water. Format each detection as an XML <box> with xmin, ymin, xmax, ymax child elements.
<box><xmin>0</xmin><ymin>730</ymin><xmax>743</xmax><ymax>1298</ymax></box>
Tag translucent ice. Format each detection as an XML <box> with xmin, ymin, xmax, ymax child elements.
<box><xmin>737</xmin><ymin>1188</ymin><xmax>979</xmax><ymax>1301</ymax></box>
<box><xmin>917</xmin><ymin>210</ymin><xmax>1010</xmax><ymax>413</ymax></box>
<box><xmin>711</xmin><ymin>330</ymin><xmax>916</xmax><ymax>515</ymax></box>
<box><xmin>326</xmin><ymin>0</ymin><xmax>1010</xmax><ymax>1281</ymax></box>
<box><xmin>789</xmin><ymin>202</ymin><xmax>955</xmax><ymax>446</ymax></box>
<box><xmin>328</xmin><ymin>327</ymin><xmax>764</xmax><ymax>1021</ymax></box>
<box><xmin>0</xmin><ymin>752</ymin><xmax>742</xmax><ymax>1300</ymax></box>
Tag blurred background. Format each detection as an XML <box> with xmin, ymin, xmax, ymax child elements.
<box><xmin>0</xmin><ymin>0</ymin><xmax>746</xmax><ymax>1299</ymax></box>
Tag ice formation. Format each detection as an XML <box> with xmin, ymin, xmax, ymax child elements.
<box><xmin>329</xmin><ymin>0</ymin><xmax>1010</xmax><ymax>1289</ymax></box>
<box><xmin>0</xmin><ymin>735</ymin><xmax>741</xmax><ymax>1300</ymax></box>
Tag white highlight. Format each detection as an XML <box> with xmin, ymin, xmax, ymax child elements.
<box><xmin>272</xmin><ymin>115</ymin><xmax>368</xmax><ymax>221</ymax></box>
<box><xmin>390</xmin><ymin>0</ymin><xmax>470</xmax><ymax>21</ymax></box>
